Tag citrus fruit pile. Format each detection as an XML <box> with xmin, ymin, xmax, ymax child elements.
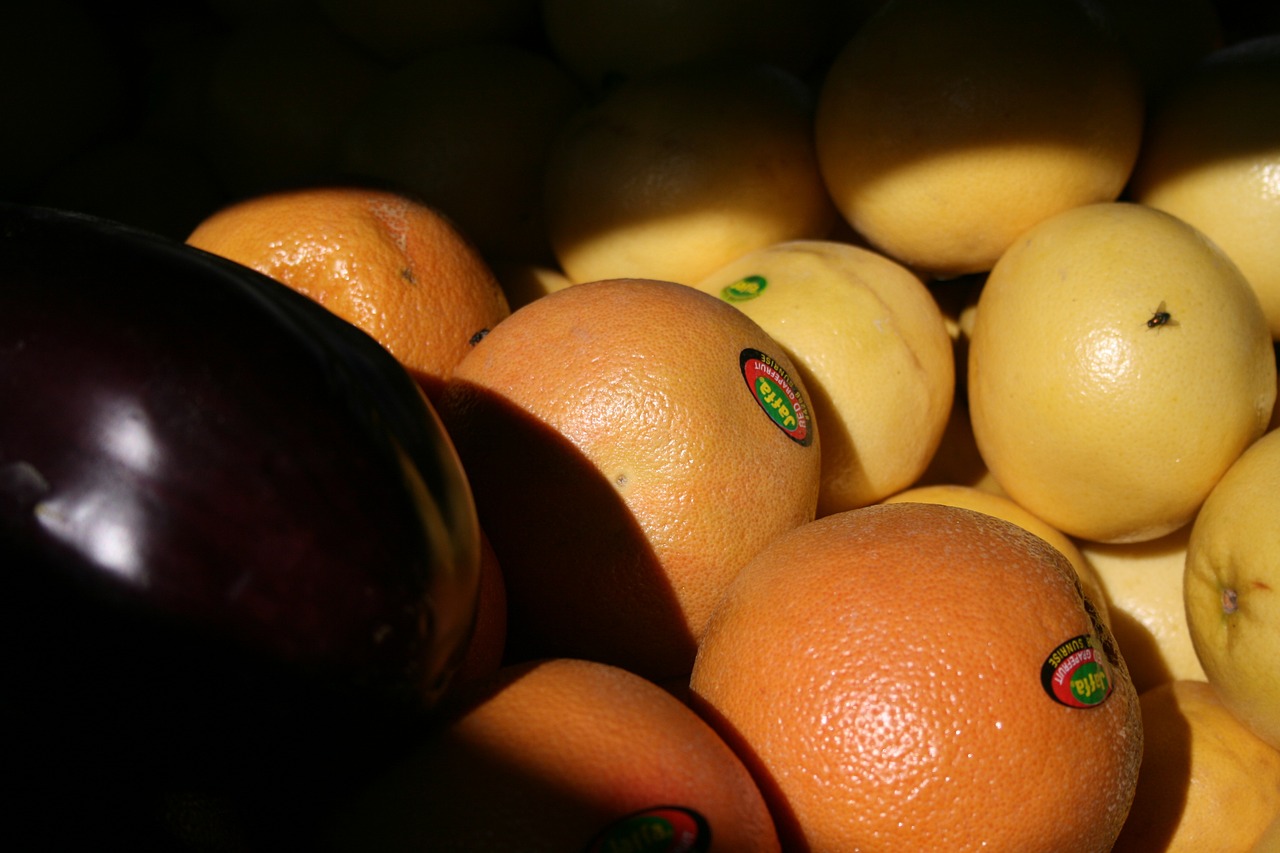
<box><xmin>7</xmin><ymin>0</ymin><xmax>1280</xmax><ymax>849</ymax></box>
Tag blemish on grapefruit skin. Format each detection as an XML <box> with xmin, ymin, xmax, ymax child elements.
<box><xmin>1222</xmin><ymin>587</ymin><xmax>1239</xmax><ymax>615</ymax></box>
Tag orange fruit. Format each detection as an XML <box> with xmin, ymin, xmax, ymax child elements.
<box><xmin>882</xmin><ymin>483</ymin><xmax>1112</xmax><ymax>628</ymax></box>
<box><xmin>1112</xmin><ymin>679</ymin><xmax>1280</xmax><ymax>852</ymax></box>
<box><xmin>325</xmin><ymin>657</ymin><xmax>782</xmax><ymax>851</ymax></box>
<box><xmin>437</xmin><ymin>278</ymin><xmax>822</xmax><ymax>681</ymax></box>
<box><xmin>690</xmin><ymin>502</ymin><xmax>1143</xmax><ymax>852</ymax></box>
<box><xmin>338</xmin><ymin>42</ymin><xmax>587</xmax><ymax>266</ymax></box>
<box><xmin>1129</xmin><ymin>35</ymin><xmax>1280</xmax><ymax>340</ymax></box>
<box><xmin>541</xmin><ymin>60</ymin><xmax>836</xmax><ymax>286</ymax></box>
<box><xmin>814</xmin><ymin>0</ymin><xmax>1144</xmax><ymax>276</ymax></box>
<box><xmin>186</xmin><ymin>186</ymin><xmax>511</xmax><ymax>400</ymax></box>
<box><xmin>968</xmin><ymin>202</ymin><xmax>1275</xmax><ymax>543</ymax></box>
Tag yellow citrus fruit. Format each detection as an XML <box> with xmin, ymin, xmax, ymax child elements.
<box><xmin>326</xmin><ymin>657</ymin><xmax>782</xmax><ymax>851</ymax></box>
<box><xmin>437</xmin><ymin>278</ymin><xmax>821</xmax><ymax>681</ymax></box>
<box><xmin>1185</xmin><ymin>426</ymin><xmax>1280</xmax><ymax>751</ymax></box>
<box><xmin>339</xmin><ymin>42</ymin><xmax>587</xmax><ymax>266</ymax></box>
<box><xmin>1112</xmin><ymin>679</ymin><xmax>1280</xmax><ymax>853</ymax></box>
<box><xmin>968</xmin><ymin>201</ymin><xmax>1276</xmax><ymax>543</ymax></box>
<box><xmin>690</xmin><ymin>502</ymin><xmax>1142</xmax><ymax>852</ymax></box>
<box><xmin>1076</xmin><ymin>524</ymin><xmax>1207</xmax><ymax>694</ymax></box>
<box><xmin>1257</xmin><ymin>811</ymin><xmax>1280</xmax><ymax>853</ymax></box>
<box><xmin>883</xmin><ymin>483</ymin><xmax>1111</xmax><ymax>627</ymax></box>
<box><xmin>538</xmin><ymin>0</ymin><xmax>846</xmax><ymax>92</ymax></box>
<box><xmin>1130</xmin><ymin>35</ymin><xmax>1280</xmax><ymax>340</ymax></box>
<box><xmin>186</xmin><ymin>186</ymin><xmax>511</xmax><ymax>400</ymax></box>
<box><xmin>692</xmin><ymin>239</ymin><xmax>954</xmax><ymax>514</ymax></box>
<box><xmin>814</xmin><ymin>0</ymin><xmax>1144</xmax><ymax>276</ymax></box>
<box><xmin>318</xmin><ymin>0</ymin><xmax>540</xmax><ymax>63</ymax></box>
<box><xmin>542</xmin><ymin>61</ymin><xmax>836</xmax><ymax>286</ymax></box>
<box><xmin>1073</xmin><ymin>0</ymin><xmax>1223</xmax><ymax>92</ymax></box>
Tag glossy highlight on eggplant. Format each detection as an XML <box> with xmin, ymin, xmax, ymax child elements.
<box><xmin>0</xmin><ymin>202</ymin><xmax>481</xmax><ymax>844</ymax></box>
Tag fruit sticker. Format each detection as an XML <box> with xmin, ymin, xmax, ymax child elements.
<box><xmin>583</xmin><ymin>806</ymin><xmax>710</xmax><ymax>853</ymax></box>
<box><xmin>1040</xmin><ymin>634</ymin><xmax>1114</xmax><ymax>708</ymax></box>
<box><xmin>720</xmin><ymin>275</ymin><xmax>767</xmax><ymax>302</ymax></box>
<box><xmin>740</xmin><ymin>348</ymin><xmax>813</xmax><ymax>446</ymax></box>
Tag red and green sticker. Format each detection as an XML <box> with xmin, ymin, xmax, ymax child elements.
<box><xmin>583</xmin><ymin>806</ymin><xmax>710</xmax><ymax>853</ymax></box>
<box><xmin>1040</xmin><ymin>634</ymin><xmax>1114</xmax><ymax>708</ymax></box>
<box><xmin>740</xmin><ymin>348</ymin><xmax>813</xmax><ymax>446</ymax></box>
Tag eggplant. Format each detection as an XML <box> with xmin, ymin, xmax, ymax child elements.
<box><xmin>0</xmin><ymin>203</ymin><xmax>481</xmax><ymax>846</ymax></box>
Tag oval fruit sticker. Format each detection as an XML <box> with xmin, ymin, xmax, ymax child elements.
<box><xmin>1040</xmin><ymin>634</ymin><xmax>1114</xmax><ymax>708</ymax></box>
<box><xmin>720</xmin><ymin>275</ymin><xmax>767</xmax><ymax>302</ymax></box>
<box><xmin>583</xmin><ymin>806</ymin><xmax>710</xmax><ymax>853</ymax></box>
<box><xmin>740</xmin><ymin>348</ymin><xmax>813</xmax><ymax>446</ymax></box>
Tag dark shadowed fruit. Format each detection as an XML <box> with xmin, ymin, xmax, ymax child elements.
<box><xmin>0</xmin><ymin>203</ymin><xmax>481</xmax><ymax>846</ymax></box>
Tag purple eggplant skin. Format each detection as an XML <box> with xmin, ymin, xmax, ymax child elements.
<box><xmin>0</xmin><ymin>203</ymin><xmax>482</xmax><ymax>846</ymax></box>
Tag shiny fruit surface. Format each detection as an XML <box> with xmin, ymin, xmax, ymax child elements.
<box><xmin>0</xmin><ymin>203</ymin><xmax>481</xmax><ymax>843</ymax></box>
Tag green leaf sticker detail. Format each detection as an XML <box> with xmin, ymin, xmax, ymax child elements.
<box><xmin>740</xmin><ymin>348</ymin><xmax>813</xmax><ymax>446</ymax></box>
<box><xmin>1040</xmin><ymin>634</ymin><xmax>1114</xmax><ymax>708</ymax></box>
<box><xmin>583</xmin><ymin>806</ymin><xmax>711</xmax><ymax>853</ymax></box>
<box><xmin>720</xmin><ymin>275</ymin><xmax>767</xmax><ymax>302</ymax></box>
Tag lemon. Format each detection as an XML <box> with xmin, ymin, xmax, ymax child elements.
<box><xmin>1112</xmin><ymin>679</ymin><xmax>1280</xmax><ymax>853</ymax></box>
<box><xmin>1130</xmin><ymin>35</ymin><xmax>1280</xmax><ymax>340</ymax></box>
<box><xmin>692</xmin><ymin>239</ymin><xmax>953</xmax><ymax>513</ymax></box>
<box><xmin>542</xmin><ymin>61</ymin><xmax>836</xmax><ymax>286</ymax></box>
<box><xmin>814</xmin><ymin>0</ymin><xmax>1143</xmax><ymax>276</ymax></box>
<box><xmin>968</xmin><ymin>202</ymin><xmax>1275</xmax><ymax>543</ymax></box>
<box><xmin>1185</xmin><ymin>427</ymin><xmax>1280</xmax><ymax>752</ymax></box>
<box><xmin>1077</xmin><ymin>524</ymin><xmax>1206</xmax><ymax>693</ymax></box>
